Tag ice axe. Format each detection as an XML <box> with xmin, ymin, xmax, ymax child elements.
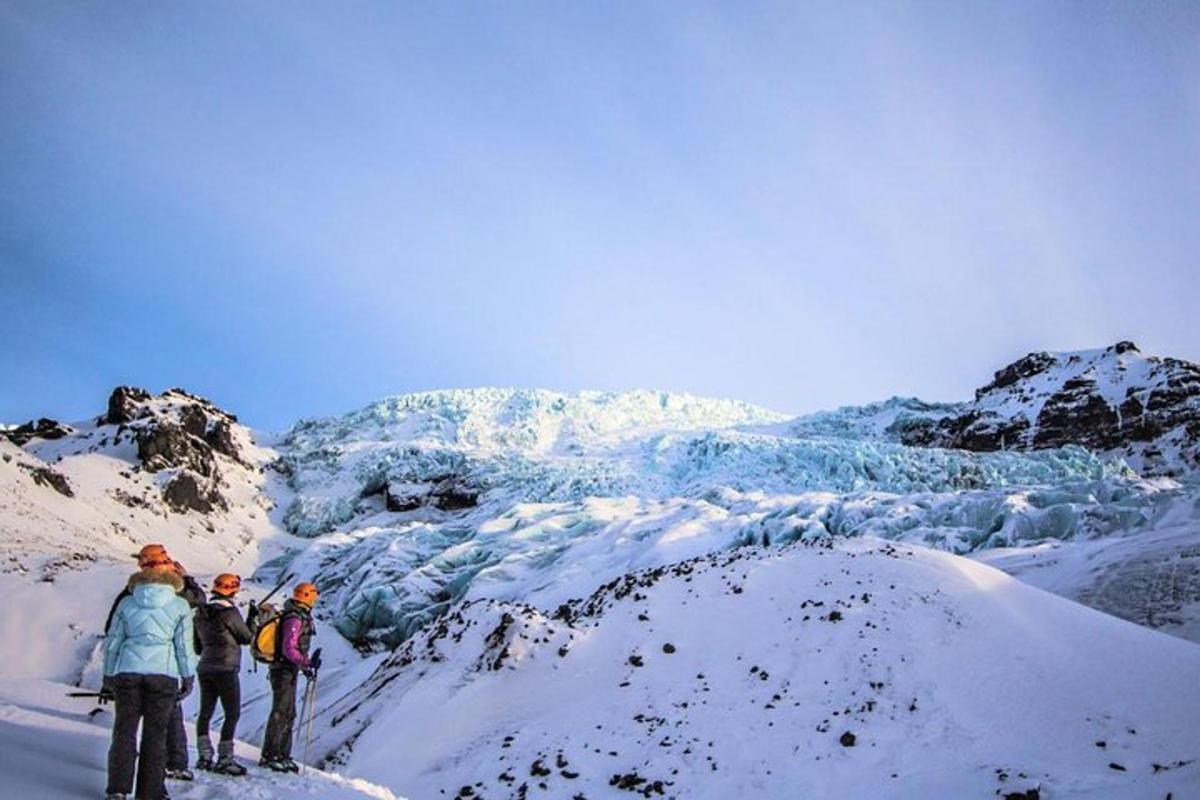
<box><xmin>255</xmin><ymin>570</ymin><xmax>296</xmax><ymax>608</ymax></box>
<box><xmin>66</xmin><ymin>691</ymin><xmax>112</xmax><ymax>718</ymax></box>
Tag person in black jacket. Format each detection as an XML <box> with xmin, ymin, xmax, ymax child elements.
<box><xmin>103</xmin><ymin>547</ymin><xmax>206</xmax><ymax>783</ymax></box>
<box><xmin>193</xmin><ymin>573</ymin><xmax>254</xmax><ymax>776</ymax></box>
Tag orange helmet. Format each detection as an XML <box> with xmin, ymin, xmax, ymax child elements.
<box><xmin>292</xmin><ymin>582</ymin><xmax>319</xmax><ymax>607</ymax></box>
<box><xmin>212</xmin><ymin>573</ymin><xmax>241</xmax><ymax>595</ymax></box>
<box><xmin>135</xmin><ymin>544</ymin><xmax>172</xmax><ymax>569</ymax></box>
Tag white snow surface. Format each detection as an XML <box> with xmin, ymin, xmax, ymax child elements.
<box><xmin>310</xmin><ymin>537</ymin><xmax>1200</xmax><ymax>799</ymax></box>
<box><xmin>0</xmin><ymin>678</ymin><xmax>401</xmax><ymax>799</ymax></box>
<box><xmin>2</xmin><ymin>379</ymin><xmax>1200</xmax><ymax>799</ymax></box>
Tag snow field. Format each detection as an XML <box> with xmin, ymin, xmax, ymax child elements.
<box><xmin>310</xmin><ymin>538</ymin><xmax>1200</xmax><ymax>799</ymax></box>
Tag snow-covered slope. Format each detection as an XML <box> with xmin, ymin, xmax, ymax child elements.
<box><xmin>309</xmin><ymin>537</ymin><xmax>1200</xmax><ymax>799</ymax></box>
<box><xmin>0</xmin><ymin>387</ymin><xmax>288</xmax><ymax>577</ymax></box>
<box><xmin>0</xmin><ymin>387</ymin><xmax>297</xmax><ymax>680</ymax></box>
<box><xmin>3</xmin><ymin>349</ymin><xmax>1200</xmax><ymax>800</ymax></box>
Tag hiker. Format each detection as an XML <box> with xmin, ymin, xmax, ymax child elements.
<box><xmin>193</xmin><ymin>573</ymin><xmax>254</xmax><ymax>776</ymax></box>
<box><xmin>164</xmin><ymin>561</ymin><xmax>206</xmax><ymax>780</ymax></box>
<box><xmin>102</xmin><ymin>564</ymin><xmax>196</xmax><ymax>800</ymax></box>
<box><xmin>104</xmin><ymin>548</ymin><xmax>206</xmax><ymax>782</ymax></box>
<box><xmin>260</xmin><ymin>582</ymin><xmax>322</xmax><ymax>773</ymax></box>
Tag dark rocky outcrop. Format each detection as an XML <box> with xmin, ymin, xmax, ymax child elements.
<box><xmin>204</xmin><ymin>420</ymin><xmax>242</xmax><ymax>462</ymax></box>
<box><xmin>974</xmin><ymin>351</ymin><xmax>1056</xmax><ymax>400</ymax></box>
<box><xmin>1030</xmin><ymin>376</ymin><xmax>1121</xmax><ymax>450</ymax></box>
<box><xmin>385</xmin><ymin>475</ymin><xmax>480</xmax><ymax>512</ymax></box>
<box><xmin>136</xmin><ymin>422</ymin><xmax>216</xmax><ymax>477</ymax></box>
<box><xmin>180</xmin><ymin>405</ymin><xmax>209</xmax><ymax>438</ymax></box>
<box><xmin>1</xmin><ymin>418</ymin><xmax>74</xmax><ymax>446</ymax></box>
<box><xmin>895</xmin><ymin>342</ymin><xmax>1200</xmax><ymax>475</ymax></box>
<box><xmin>104</xmin><ymin>386</ymin><xmax>152</xmax><ymax>425</ymax></box>
<box><xmin>162</xmin><ymin>470</ymin><xmax>227</xmax><ymax>514</ymax></box>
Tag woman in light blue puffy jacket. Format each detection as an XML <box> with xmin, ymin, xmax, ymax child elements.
<box><xmin>102</xmin><ymin>566</ymin><xmax>197</xmax><ymax>800</ymax></box>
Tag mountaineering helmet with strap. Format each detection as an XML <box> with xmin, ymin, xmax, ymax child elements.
<box><xmin>135</xmin><ymin>543</ymin><xmax>172</xmax><ymax>569</ymax></box>
<box><xmin>212</xmin><ymin>573</ymin><xmax>241</xmax><ymax>596</ymax></box>
<box><xmin>292</xmin><ymin>582</ymin><xmax>319</xmax><ymax>607</ymax></box>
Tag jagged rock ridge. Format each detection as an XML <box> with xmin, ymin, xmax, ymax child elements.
<box><xmin>879</xmin><ymin>342</ymin><xmax>1199</xmax><ymax>476</ymax></box>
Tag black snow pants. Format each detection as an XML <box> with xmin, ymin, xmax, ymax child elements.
<box><xmin>167</xmin><ymin>699</ymin><xmax>187</xmax><ymax>770</ymax></box>
<box><xmin>107</xmin><ymin>673</ymin><xmax>179</xmax><ymax>800</ymax></box>
<box><xmin>262</xmin><ymin>666</ymin><xmax>299</xmax><ymax>761</ymax></box>
<box><xmin>196</xmin><ymin>670</ymin><xmax>242</xmax><ymax>743</ymax></box>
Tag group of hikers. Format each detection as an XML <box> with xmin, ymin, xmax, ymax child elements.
<box><xmin>99</xmin><ymin>543</ymin><xmax>322</xmax><ymax>800</ymax></box>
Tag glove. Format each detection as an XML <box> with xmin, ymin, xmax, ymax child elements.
<box><xmin>309</xmin><ymin>648</ymin><xmax>323</xmax><ymax>672</ymax></box>
<box><xmin>177</xmin><ymin>675</ymin><xmax>194</xmax><ymax>700</ymax></box>
<box><xmin>302</xmin><ymin>667</ymin><xmax>316</xmax><ymax>680</ymax></box>
<box><xmin>246</xmin><ymin>601</ymin><xmax>259</xmax><ymax>628</ymax></box>
<box><xmin>99</xmin><ymin>675</ymin><xmax>115</xmax><ymax>704</ymax></box>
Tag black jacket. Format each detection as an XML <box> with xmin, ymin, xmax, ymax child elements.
<box><xmin>105</xmin><ymin>574</ymin><xmax>207</xmax><ymax>634</ymax></box>
<box><xmin>194</xmin><ymin>597</ymin><xmax>253</xmax><ymax>673</ymax></box>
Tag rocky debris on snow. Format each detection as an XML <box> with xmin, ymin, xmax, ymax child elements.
<box><xmin>1000</xmin><ymin>790</ymin><xmax>1040</xmax><ymax>800</ymax></box>
<box><xmin>1</xmin><ymin>418</ymin><xmax>74</xmax><ymax>446</ymax></box>
<box><xmin>20</xmin><ymin>464</ymin><xmax>74</xmax><ymax>497</ymax></box>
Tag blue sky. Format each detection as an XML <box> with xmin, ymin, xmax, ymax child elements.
<box><xmin>2</xmin><ymin>2</ymin><xmax>1199</xmax><ymax>429</ymax></box>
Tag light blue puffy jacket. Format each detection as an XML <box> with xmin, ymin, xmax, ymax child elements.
<box><xmin>103</xmin><ymin>570</ymin><xmax>196</xmax><ymax>680</ymax></box>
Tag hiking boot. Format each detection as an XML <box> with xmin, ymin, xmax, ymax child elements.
<box><xmin>103</xmin><ymin>794</ymin><xmax>128</xmax><ymax>800</ymax></box>
<box><xmin>278</xmin><ymin>757</ymin><xmax>300</xmax><ymax>773</ymax></box>
<box><xmin>196</xmin><ymin>734</ymin><xmax>215</xmax><ymax>771</ymax></box>
<box><xmin>213</xmin><ymin>756</ymin><xmax>248</xmax><ymax>776</ymax></box>
<box><xmin>261</xmin><ymin>758</ymin><xmax>292</xmax><ymax>773</ymax></box>
<box><xmin>165</xmin><ymin>767</ymin><xmax>194</xmax><ymax>781</ymax></box>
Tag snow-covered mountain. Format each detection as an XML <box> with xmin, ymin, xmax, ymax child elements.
<box><xmin>804</xmin><ymin>341</ymin><xmax>1200</xmax><ymax>477</ymax></box>
<box><xmin>2</xmin><ymin>344</ymin><xmax>1200</xmax><ymax>798</ymax></box>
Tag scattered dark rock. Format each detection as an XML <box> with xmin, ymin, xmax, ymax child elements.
<box><xmin>23</xmin><ymin>464</ymin><xmax>74</xmax><ymax>497</ymax></box>
<box><xmin>839</xmin><ymin>731</ymin><xmax>856</xmax><ymax>747</ymax></box>
<box><xmin>1001</xmin><ymin>790</ymin><xmax>1040</xmax><ymax>800</ymax></box>
<box><xmin>662</xmin><ymin>643</ymin><xmax>676</xmax><ymax>654</ymax></box>
<box><xmin>1107</xmin><ymin>762</ymin><xmax>1126</xmax><ymax>772</ymax></box>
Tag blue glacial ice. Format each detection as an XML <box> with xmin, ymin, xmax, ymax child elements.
<box><xmin>269</xmin><ymin>389</ymin><xmax>1195</xmax><ymax>647</ymax></box>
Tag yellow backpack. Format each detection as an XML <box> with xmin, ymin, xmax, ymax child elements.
<box><xmin>250</xmin><ymin>602</ymin><xmax>282</xmax><ymax>664</ymax></box>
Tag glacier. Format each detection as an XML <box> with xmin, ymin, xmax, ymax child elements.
<box><xmin>266</xmin><ymin>388</ymin><xmax>1197</xmax><ymax>648</ymax></box>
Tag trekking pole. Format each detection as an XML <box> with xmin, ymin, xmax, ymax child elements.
<box><xmin>301</xmin><ymin>672</ymin><xmax>318</xmax><ymax>775</ymax></box>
